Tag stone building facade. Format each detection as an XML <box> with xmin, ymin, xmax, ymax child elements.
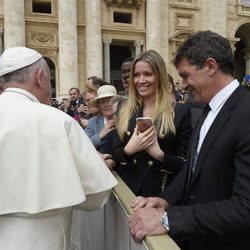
<box><xmin>0</xmin><ymin>0</ymin><xmax>250</xmax><ymax>98</ymax></box>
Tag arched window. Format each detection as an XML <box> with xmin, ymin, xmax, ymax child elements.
<box><xmin>44</xmin><ymin>57</ymin><xmax>56</xmax><ymax>98</ymax></box>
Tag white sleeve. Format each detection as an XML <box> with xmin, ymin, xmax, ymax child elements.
<box><xmin>67</xmin><ymin>119</ymin><xmax>118</xmax><ymax>210</ymax></box>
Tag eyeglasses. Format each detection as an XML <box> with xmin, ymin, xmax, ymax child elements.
<box><xmin>85</xmin><ymin>99</ymin><xmax>95</xmax><ymax>107</ymax></box>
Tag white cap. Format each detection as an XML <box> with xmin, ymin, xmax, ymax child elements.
<box><xmin>0</xmin><ymin>47</ymin><xmax>42</xmax><ymax>77</ymax></box>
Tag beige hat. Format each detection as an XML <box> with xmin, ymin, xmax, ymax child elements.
<box><xmin>89</xmin><ymin>85</ymin><xmax>119</xmax><ymax>106</ymax></box>
<box><xmin>0</xmin><ymin>47</ymin><xmax>42</xmax><ymax>77</ymax></box>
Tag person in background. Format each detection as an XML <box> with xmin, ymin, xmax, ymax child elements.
<box><xmin>99</xmin><ymin>94</ymin><xmax>125</xmax><ymax>169</ymax></box>
<box><xmin>59</xmin><ymin>97</ymin><xmax>77</xmax><ymax>117</ymax></box>
<box><xmin>112</xmin><ymin>50</ymin><xmax>192</xmax><ymax>197</ymax></box>
<box><xmin>79</xmin><ymin>78</ymin><xmax>110</xmax><ymax>128</ymax></box>
<box><xmin>68</xmin><ymin>87</ymin><xmax>85</xmax><ymax>121</ymax></box>
<box><xmin>120</xmin><ymin>57</ymin><xmax>134</xmax><ymax>96</ymax></box>
<box><xmin>87</xmin><ymin>76</ymin><xmax>109</xmax><ymax>90</ymax></box>
<box><xmin>167</xmin><ymin>73</ymin><xmax>178</xmax><ymax>102</ymax></box>
<box><xmin>85</xmin><ymin>85</ymin><xmax>118</xmax><ymax>152</ymax></box>
<box><xmin>98</xmin><ymin>61</ymin><xmax>132</xmax><ymax>165</ymax></box>
<box><xmin>68</xmin><ymin>87</ymin><xmax>85</xmax><ymax>107</ymax></box>
<box><xmin>79</xmin><ymin>84</ymin><xmax>100</xmax><ymax>129</ymax></box>
<box><xmin>129</xmin><ymin>30</ymin><xmax>250</xmax><ymax>250</ymax></box>
<box><xmin>0</xmin><ymin>46</ymin><xmax>117</xmax><ymax>250</ymax></box>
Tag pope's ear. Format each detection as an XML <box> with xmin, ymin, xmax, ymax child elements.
<box><xmin>36</xmin><ymin>68</ymin><xmax>44</xmax><ymax>86</ymax></box>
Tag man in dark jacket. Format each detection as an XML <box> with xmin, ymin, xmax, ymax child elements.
<box><xmin>128</xmin><ymin>30</ymin><xmax>250</xmax><ymax>250</ymax></box>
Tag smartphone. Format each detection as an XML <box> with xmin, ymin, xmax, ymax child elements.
<box><xmin>136</xmin><ymin>117</ymin><xmax>153</xmax><ymax>132</ymax></box>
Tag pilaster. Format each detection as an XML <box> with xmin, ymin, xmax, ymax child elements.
<box><xmin>146</xmin><ymin>0</ymin><xmax>162</xmax><ymax>53</ymax></box>
<box><xmin>85</xmin><ymin>0</ymin><xmax>103</xmax><ymax>79</ymax></box>
<box><xmin>134</xmin><ymin>40</ymin><xmax>144</xmax><ymax>56</ymax></box>
<box><xmin>58</xmin><ymin>0</ymin><xmax>78</xmax><ymax>95</ymax></box>
<box><xmin>4</xmin><ymin>0</ymin><xmax>25</xmax><ymax>48</ymax></box>
<box><xmin>201</xmin><ymin>0</ymin><xmax>227</xmax><ymax>37</ymax></box>
<box><xmin>103</xmin><ymin>37</ymin><xmax>112</xmax><ymax>83</ymax></box>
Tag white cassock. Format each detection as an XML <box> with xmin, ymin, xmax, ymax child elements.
<box><xmin>0</xmin><ymin>88</ymin><xmax>118</xmax><ymax>250</ymax></box>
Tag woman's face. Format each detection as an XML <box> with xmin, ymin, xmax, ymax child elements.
<box><xmin>133</xmin><ymin>60</ymin><xmax>157</xmax><ymax>100</ymax></box>
<box><xmin>98</xmin><ymin>97</ymin><xmax>114</xmax><ymax>117</ymax></box>
<box><xmin>85</xmin><ymin>92</ymin><xmax>100</xmax><ymax>115</ymax></box>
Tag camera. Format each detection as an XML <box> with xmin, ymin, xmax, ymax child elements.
<box><xmin>70</xmin><ymin>100</ymin><xmax>77</xmax><ymax>106</ymax></box>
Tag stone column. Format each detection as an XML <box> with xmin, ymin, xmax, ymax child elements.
<box><xmin>161</xmin><ymin>0</ymin><xmax>169</xmax><ymax>66</ymax></box>
<box><xmin>4</xmin><ymin>0</ymin><xmax>25</xmax><ymax>48</ymax></box>
<box><xmin>134</xmin><ymin>40</ymin><xmax>144</xmax><ymax>56</ymax></box>
<box><xmin>103</xmin><ymin>38</ymin><xmax>112</xmax><ymax>83</ymax></box>
<box><xmin>146</xmin><ymin>0</ymin><xmax>162</xmax><ymax>53</ymax></box>
<box><xmin>0</xmin><ymin>27</ymin><xmax>4</xmax><ymax>54</ymax></box>
<box><xmin>201</xmin><ymin>0</ymin><xmax>227</xmax><ymax>37</ymax></box>
<box><xmin>58</xmin><ymin>0</ymin><xmax>78</xmax><ymax>95</ymax></box>
<box><xmin>85</xmin><ymin>0</ymin><xmax>103</xmax><ymax>78</ymax></box>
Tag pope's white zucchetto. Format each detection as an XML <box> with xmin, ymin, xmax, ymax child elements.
<box><xmin>0</xmin><ymin>46</ymin><xmax>42</xmax><ymax>77</ymax></box>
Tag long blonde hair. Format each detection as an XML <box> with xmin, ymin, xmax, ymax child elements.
<box><xmin>117</xmin><ymin>50</ymin><xmax>176</xmax><ymax>141</ymax></box>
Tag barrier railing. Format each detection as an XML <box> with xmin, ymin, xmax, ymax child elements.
<box><xmin>112</xmin><ymin>171</ymin><xmax>180</xmax><ymax>250</ymax></box>
<box><xmin>70</xmin><ymin>171</ymin><xmax>180</xmax><ymax>250</ymax></box>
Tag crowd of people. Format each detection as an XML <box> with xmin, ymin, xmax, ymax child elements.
<box><xmin>0</xmin><ymin>30</ymin><xmax>250</xmax><ymax>250</ymax></box>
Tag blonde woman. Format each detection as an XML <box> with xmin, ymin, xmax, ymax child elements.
<box><xmin>112</xmin><ymin>50</ymin><xmax>192</xmax><ymax>196</ymax></box>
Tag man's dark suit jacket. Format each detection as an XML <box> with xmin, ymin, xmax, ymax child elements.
<box><xmin>159</xmin><ymin>85</ymin><xmax>250</xmax><ymax>250</ymax></box>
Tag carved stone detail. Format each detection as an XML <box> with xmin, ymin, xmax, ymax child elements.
<box><xmin>30</xmin><ymin>32</ymin><xmax>55</xmax><ymax>44</ymax></box>
<box><xmin>176</xmin><ymin>33</ymin><xmax>192</xmax><ymax>40</ymax></box>
<box><xmin>105</xmin><ymin>0</ymin><xmax>144</xmax><ymax>9</ymax></box>
<box><xmin>175</xmin><ymin>14</ymin><xmax>193</xmax><ymax>29</ymax></box>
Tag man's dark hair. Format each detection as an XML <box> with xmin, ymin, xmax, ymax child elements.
<box><xmin>122</xmin><ymin>57</ymin><xmax>134</xmax><ymax>64</ymax></box>
<box><xmin>69</xmin><ymin>87</ymin><xmax>80</xmax><ymax>94</ymax></box>
<box><xmin>92</xmin><ymin>78</ymin><xmax>109</xmax><ymax>88</ymax></box>
<box><xmin>173</xmin><ymin>30</ymin><xmax>234</xmax><ymax>76</ymax></box>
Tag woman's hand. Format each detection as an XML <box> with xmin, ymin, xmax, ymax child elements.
<box><xmin>99</xmin><ymin>119</ymin><xmax>116</xmax><ymax>140</ymax></box>
<box><xmin>124</xmin><ymin>125</ymin><xmax>155</xmax><ymax>155</ymax></box>
<box><xmin>80</xmin><ymin>118</ymin><xmax>88</xmax><ymax>128</ymax></box>
<box><xmin>145</xmin><ymin>128</ymin><xmax>164</xmax><ymax>162</ymax></box>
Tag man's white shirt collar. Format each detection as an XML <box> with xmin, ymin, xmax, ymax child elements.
<box><xmin>209</xmin><ymin>79</ymin><xmax>239</xmax><ymax>113</ymax></box>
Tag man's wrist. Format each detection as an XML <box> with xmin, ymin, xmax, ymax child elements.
<box><xmin>161</xmin><ymin>211</ymin><xmax>170</xmax><ymax>232</ymax></box>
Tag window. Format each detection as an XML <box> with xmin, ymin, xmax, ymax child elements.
<box><xmin>113</xmin><ymin>12</ymin><xmax>132</xmax><ymax>24</ymax></box>
<box><xmin>242</xmin><ymin>0</ymin><xmax>250</xmax><ymax>5</ymax></box>
<box><xmin>238</xmin><ymin>0</ymin><xmax>250</xmax><ymax>14</ymax></box>
<box><xmin>32</xmin><ymin>1</ymin><xmax>51</xmax><ymax>14</ymax></box>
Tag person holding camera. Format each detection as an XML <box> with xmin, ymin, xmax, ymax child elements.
<box><xmin>111</xmin><ymin>50</ymin><xmax>192</xmax><ymax>197</ymax></box>
<box><xmin>67</xmin><ymin>87</ymin><xmax>86</xmax><ymax>121</ymax></box>
<box><xmin>68</xmin><ymin>87</ymin><xmax>85</xmax><ymax>107</ymax></box>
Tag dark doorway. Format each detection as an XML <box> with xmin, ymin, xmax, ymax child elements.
<box><xmin>234</xmin><ymin>32</ymin><xmax>246</xmax><ymax>83</ymax></box>
<box><xmin>44</xmin><ymin>57</ymin><xmax>56</xmax><ymax>98</ymax></box>
<box><xmin>110</xmin><ymin>44</ymin><xmax>133</xmax><ymax>93</ymax></box>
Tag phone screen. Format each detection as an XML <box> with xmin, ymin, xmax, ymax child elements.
<box><xmin>136</xmin><ymin>117</ymin><xmax>152</xmax><ymax>132</ymax></box>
